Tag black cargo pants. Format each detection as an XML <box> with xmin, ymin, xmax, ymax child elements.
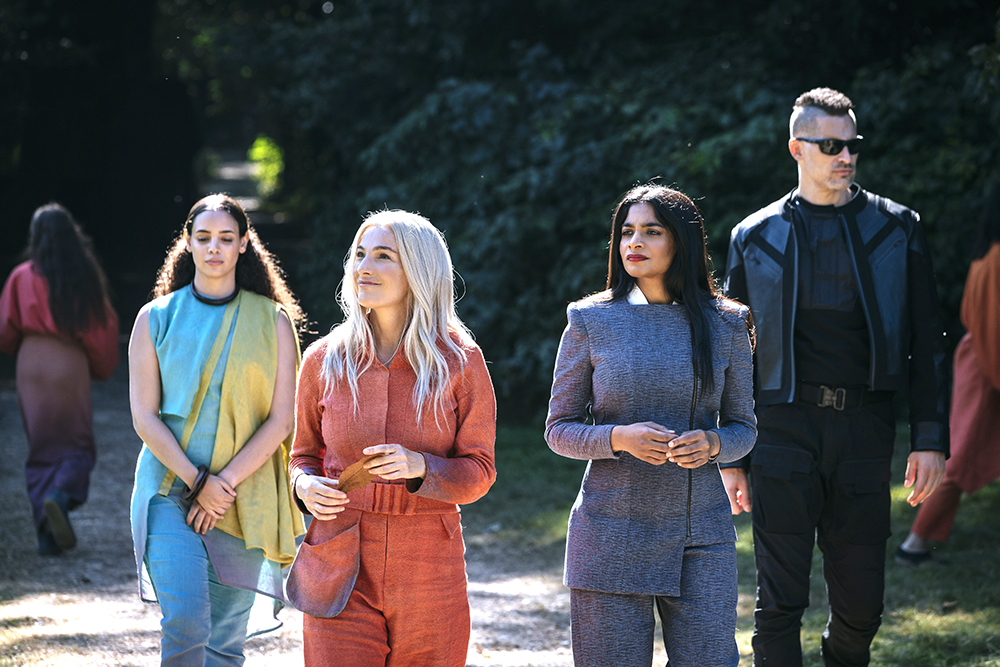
<box><xmin>749</xmin><ymin>399</ymin><xmax>896</xmax><ymax>667</ymax></box>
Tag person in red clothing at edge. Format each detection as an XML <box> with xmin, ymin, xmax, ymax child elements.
<box><xmin>0</xmin><ymin>203</ymin><xmax>119</xmax><ymax>556</ymax></box>
<box><xmin>721</xmin><ymin>88</ymin><xmax>949</xmax><ymax>667</ymax></box>
<box><xmin>289</xmin><ymin>209</ymin><xmax>497</xmax><ymax>667</ymax></box>
<box><xmin>896</xmin><ymin>183</ymin><xmax>1000</xmax><ymax>564</ymax></box>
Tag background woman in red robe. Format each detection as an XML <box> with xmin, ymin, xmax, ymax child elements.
<box><xmin>897</xmin><ymin>184</ymin><xmax>1000</xmax><ymax>564</ymax></box>
<box><xmin>0</xmin><ymin>203</ymin><xmax>119</xmax><ymax>555</ymax></box>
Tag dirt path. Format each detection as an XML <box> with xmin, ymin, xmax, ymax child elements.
<box><xmin>0</xmin><ymin>366</ymin><xmax>620</xmax><ymax>666</ymax></box>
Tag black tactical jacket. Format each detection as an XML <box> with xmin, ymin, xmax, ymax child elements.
<box><xmin>724</xmin><ymin>187</ymin><xmax>948</xmax><ymax>455</ymax></box>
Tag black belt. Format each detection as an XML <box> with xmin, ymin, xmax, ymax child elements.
<box><xmin>796</xmin><ymin>382</ymin><xmax>893</xmax><ymax>411</ymax></box>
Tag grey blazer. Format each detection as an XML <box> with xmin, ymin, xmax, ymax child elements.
<box><xmin>545</xmin><ymin>292</ymin><xmax>756</xmax><ymax>596</ymax></box>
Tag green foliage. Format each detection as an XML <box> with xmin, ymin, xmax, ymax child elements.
<box><xmin>345</xmin><ymin>46</ymin><xmax>802</xmax><ymax>413</ymax></box>
<box><xmin>462</xmin><ymin>423</ymin><xmax>585</xmax><ymax>541</ymax></box>
<box><xmin>154</xmin><ymin>0</ymin><xmax>1000</xmax><ymax>416</ymax></box>
<box><xmin>854</xmin><ymin>42</ymin><xmax>1000</xmax><ymax>336</ymax></box>
<box><xmin>247</xmin><ymin>134</ymin><xmax>284</xmax><ymax>197</ymax></box>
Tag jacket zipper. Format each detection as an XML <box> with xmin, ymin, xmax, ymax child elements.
<box><xmin>838</xmin><ymin>213</ymin><xmax>878</xmax><ymax>387</ymax></box>
<box><xmin>789</xmin><ymin>208</ymin><xmax>800</xmax><ymax>398</ymax></box>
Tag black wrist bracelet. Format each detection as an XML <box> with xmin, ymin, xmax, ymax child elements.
<box><xmin>182</xmin><ymin>465</ymin><xmax>210</xmax><ymax>501</ymax></box>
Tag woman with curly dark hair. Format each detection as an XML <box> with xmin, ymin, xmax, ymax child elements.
<box><xmin>545</xmin><ymin>184</ymin><xmax>756</xmax><ymax>666</ymax></box>
<box><xmin>0</xmin><ymin>203</ymin><xmax>119</xmax><ymax>556</ymax></box>
<box><xmin>128</xmin><ymin>194</ymin><xmax>305</xmax><ymax>665</ymax></box>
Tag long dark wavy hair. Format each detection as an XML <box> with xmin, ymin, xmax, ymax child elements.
<box><xmin>606</xmin><ymin>184</ymin><xmax>725</xmax><ymax>395</ymax></box>
<box><xmin>152</xmin><ymin>194</ymin><xmax>306</xmax><ymax>331</ymax></box>
<box><xmin>25</xmin><ymin>203</ymin><xmax>111</xmax><ymax>333</ymax></box>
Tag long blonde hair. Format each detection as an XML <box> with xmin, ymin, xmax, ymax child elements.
<box><xmin>321</xmin><ymin>210</ymin><xmax>473</xmax><ymax>425</ymax></box>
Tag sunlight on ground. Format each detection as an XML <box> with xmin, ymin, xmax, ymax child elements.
<box><xmin>876</xmin><ymin>608</ymin><xmax>1000</xmax><ymax>666</ymax></box>
<box><xmin>467</xmin><ymin>574</ymin><xmax>575</xmax><ymax>667</ymax></box>
<box><xmin>0</xmin><ymin>591</ymin><xmax>306</xmax><ymax>666</ymax></box>
<box><xmin>0</xmin><ymin>591</ymin><xmax>160</xmax><ymax>666</ymax></box>
<box><xmin>0</xmin><ymin>573</ymin><xmax>566</xmax><ymax>667</ymax></box>
<box><xmin>0</xmin><ymin>569</ymin><xmax>754</xmax><ymax>666</ymax></box>
<box><xmin>467</xmin><ymin>646</ymin><xmax>573</xmax><ymax>667</ymax></box>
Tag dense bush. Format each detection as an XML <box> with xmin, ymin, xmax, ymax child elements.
<box><xmin>154</xmin><ymin>0</ymin><xmax>1000</xmax><ymax>417</ymax></box>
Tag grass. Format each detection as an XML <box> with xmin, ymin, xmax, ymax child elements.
<box><xmin>462</xmin><ymin>424</ymin><xmax>587</xmax><ymax>545</ymax></box>
<box><xmin>468</xmin><ymin>421</ymin><xmax>1000</xmax><ymax>666</ymax></box>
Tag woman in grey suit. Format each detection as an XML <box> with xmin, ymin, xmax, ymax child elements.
<box><xmin>545</xmin><ymin>184</ymin><xmax>756</xmax><ymax>667</ymax></box>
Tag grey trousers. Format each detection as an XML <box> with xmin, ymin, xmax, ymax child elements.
<box><xmin>570</xmin><ymin>542</ymin><xmax>740</xmax><ymax>667</ymax></box>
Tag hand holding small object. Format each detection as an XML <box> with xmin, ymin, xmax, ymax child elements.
<box><xmin>362</xmin><ymin>444</ymin><xmax>427</xmax><ymax>480</ymax></box>
<box><xmin>666</xmin><ymin>429</ymin><xmax>721</xmax><ymax>469</ymax></box>
<box><xmin>296</xmin><ymin>473</ymin><xmax>349</xmax><ymax>520</ymax></box>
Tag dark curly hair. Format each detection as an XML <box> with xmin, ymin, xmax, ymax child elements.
<box><xmin>152</xmin><ymin>194</ymin><xmax>306</xmax><ymax>331</ymax></box>
<box><xmin>607</xmin><ymin>184</ymin><xmax>746</xmax><ymax>396</ymax></box>
<box><xmin>25</xmin><ymin>203</ymin><xmax>111</xmax><ymax>333</ymax></box>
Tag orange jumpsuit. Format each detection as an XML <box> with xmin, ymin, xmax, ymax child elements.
<box><xmin>290</xmin><ymin>334</ymin><xmax>496</xmax><ymax>667</ymax></box>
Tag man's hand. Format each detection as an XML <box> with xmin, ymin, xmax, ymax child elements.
<box><xmin>903</xmin><ymin>451</ymin><xmax>946</xmax><ymax>506</ymax></box>
<box><xmin>721</xmin><ymin>467</ymin><xmax>752</xmax><ymax>515</ymax></box>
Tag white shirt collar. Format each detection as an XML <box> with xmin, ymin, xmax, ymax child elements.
<box><xmin>627</xmin><ymin>285</ymin><xmax>649</xmax><ymax>305</ymax></box>
<box><xmin>627</xmin><ymin>285</ymin><xmax>677</xmax><ymax>305</ymax></box>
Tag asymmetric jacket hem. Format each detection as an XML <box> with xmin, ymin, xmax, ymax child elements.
<box><xmin>545</xmin><ymin>294</ymin><xmax>756</xmax><ymax>596</ymax></box>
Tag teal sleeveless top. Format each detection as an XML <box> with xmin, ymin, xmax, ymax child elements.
<box><xmin>130</xmin><ymin>287</ymin><xmax>283</xmax><ymax>613</ymax></box>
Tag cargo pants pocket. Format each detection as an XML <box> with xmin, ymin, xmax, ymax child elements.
<box><xmin>750</xmin><ymin>444</ymin><xmax>818</xmax><ymax>534</ymax></box>
<box><xmin>828</xmin><ymin>459</ymin><xmax>892</xmax><ymax>545</ymax></box>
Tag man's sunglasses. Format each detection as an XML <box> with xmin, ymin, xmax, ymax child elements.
<box><xmin>795</xmin><ymin>135</ymin><xmax>864</xmax><ymax>156</ymax></box>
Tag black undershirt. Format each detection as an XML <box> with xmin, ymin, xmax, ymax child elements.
<box><xmin>792</xmin><ymin>193</ymin><xmax>870</xmax><ymax>387</ymax></box>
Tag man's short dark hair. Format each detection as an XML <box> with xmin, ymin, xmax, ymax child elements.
<box><xmin>794</xmin><ymin>88</ymin><xmax>853</xmax><ymax>116</ymax></box>
<box><xmin>789</xmin><ymin>88</ymin><xmax>857</xmax><ymax>138</ymax></box>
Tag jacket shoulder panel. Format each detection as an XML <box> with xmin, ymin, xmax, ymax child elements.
<box><xmin>732</xmin><ymin>196</ymin><xmax>792</xmax><ymax>253</ymax></box>
<box><xmin>569</xmin><ymin>290</ymin><xmax>616</xmax><ymax>313</ymax></box>
<box><xmin>854</xmin><ymin>191</ymin><xmax>919</xmax><ymax>241</ymax></box>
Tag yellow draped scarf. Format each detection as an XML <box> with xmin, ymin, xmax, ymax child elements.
<box><xmin>157</xmin><ymin>290</ymin><xmax>305</xmax><ymax>565</ymax></box>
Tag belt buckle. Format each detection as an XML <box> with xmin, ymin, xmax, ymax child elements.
<box><xmin>819</xmin><ymin>385</ymin><xmax>847</xmax><ymax>410</ymax></box>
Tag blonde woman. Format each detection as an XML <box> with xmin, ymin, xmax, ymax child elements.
<box><xmin>289</xmin><ymin>210</ymin><xmax>497</xmax><ymax>666</ymax></box>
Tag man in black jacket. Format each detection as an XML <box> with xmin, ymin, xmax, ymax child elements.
<box><xmin>722</xmin><ymin>87</ymin><xmax>948</xmax><ymax>667</ymax></box>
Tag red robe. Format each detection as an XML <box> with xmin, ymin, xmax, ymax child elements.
<box><xmin>0</xmin><ymin>261</ymin><xmax>119</xmax><ymax>528</ymax></box>
<box><xmin>949</xmin><ymin>242</ymin><xmax>1000</xmax><ymax>494</ymax></box>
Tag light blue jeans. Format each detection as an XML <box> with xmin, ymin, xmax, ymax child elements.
<box><xmin>146</xmin><ymin>494</ymin><xmax>256</xmax><ymax>667</ymax></box>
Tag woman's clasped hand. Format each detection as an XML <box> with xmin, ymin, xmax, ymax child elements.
<box><xmin>185</xmin><ymin>474</ymin><xmax>237</xmax><ymax>533</ymax></box>
<box><xmin>295</xmin><ymin>444</ymin><xmax>429</xmax><ymax>520</ymax></box>
<box><xmin>611</xmin><ymin>422</ymin><xmax>721</xmax><ymax>467</ymax></box>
